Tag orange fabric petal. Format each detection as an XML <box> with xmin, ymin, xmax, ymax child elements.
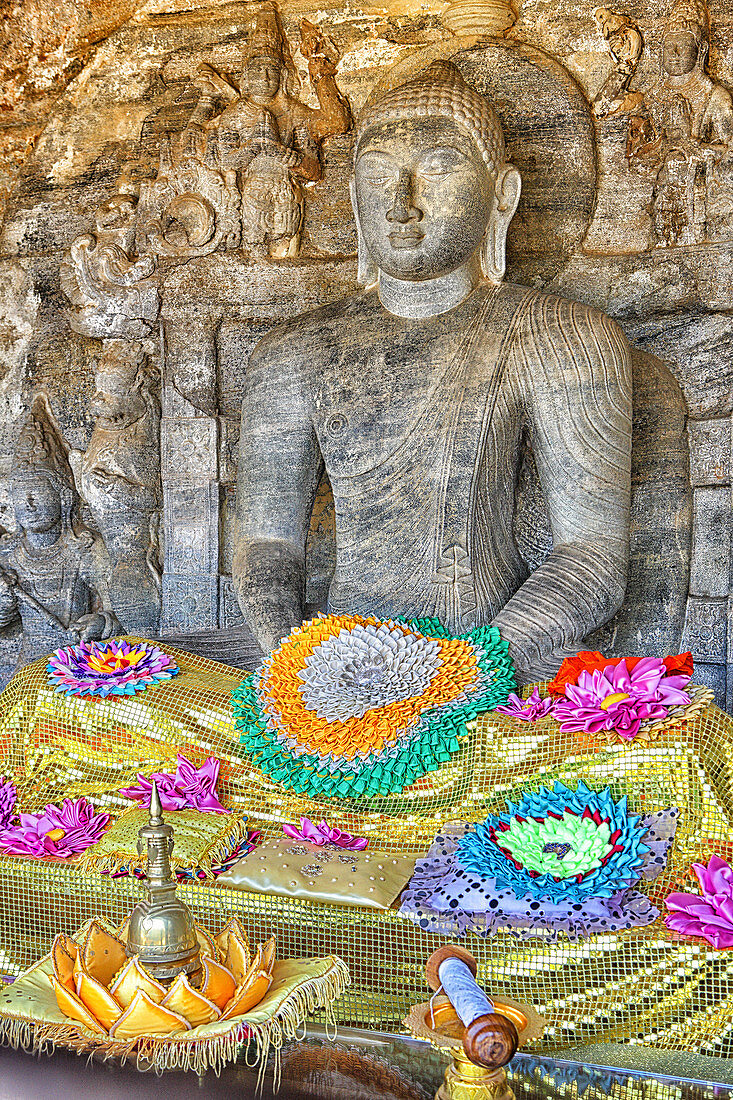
<box><xmin>81</xmin><ymin>920</ymin><xmax>127</xmax><ymax>987</ymax></box>
<box><xmin>195</xmin><ymin>925</ymin><xmax>219</xmax><ymax>961</ymax></box>
<box><xmin>109</xmin><ymin>990</ymin><xmax>190</xmax><ymax>1040</ymax></box>
<box><xmin>110</xmin><ymin>956</ymin><xmax>167</xmax><ymax>1010</ymax></box>
<box><xmin>51</xmin><ymin>976</ymin><xmax>106</xmax><ymax>1035</ymax></box>
<box><xmin>162</xmin><ymin>973</ymin><xmax>220</xmax><ymax>1027</ymax></box>
<box><xmin>75</xmin><ymin>970</ymin><xmax>122</xmax><ymax>1032</ymax></box>
<box><xmin>51</xmin><ymin>934</ymin><xmax>78</xmax><ymax>991</ymax></box>
<box><xmin>220</xmin><ymin>971</ymin><xmax>272</xmax><ymax>1020</ymax></box>
<box><xmin>215</xmin><ymin>918</ymin><xmax>251</xmax><ymax>983</ymax></box>
<box><xmin>200</xmin><ymin>955</ymin><xmax>237</xmax><ymax>1011</ymax></box>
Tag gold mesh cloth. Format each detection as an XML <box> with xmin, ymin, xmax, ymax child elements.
<box><xmin>1</xmin><ymin>642</ymin><xmax>733</xmax><ymax>1054</ymax></box>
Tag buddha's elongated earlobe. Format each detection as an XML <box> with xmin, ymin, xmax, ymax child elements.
<box><xmin>481</xmin><ymin>165</ymin><xmax>521</xmax><ymax>283</ymax></box>
<box><xmin>350</xmin><ymin>178</ymin><xmax>378</xmax><ymax>288</ymax></box>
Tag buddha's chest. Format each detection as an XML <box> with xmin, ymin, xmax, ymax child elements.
<box><xmin>312</xmin><ymin>326</ymin><xmax>509</xmax><ymax>477</ymax></box>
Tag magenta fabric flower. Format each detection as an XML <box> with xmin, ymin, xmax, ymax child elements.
<box><xmin>283</xmin><ymin>816</ymin><xmax>368</xmax><ymax>850</ymax></box>
<box><xmin>552</xmin><ymin>657</ymin><xmax>691</xmax><ymax>740</ymax></box>
<box><xmin>665</xmin><ymin>856</ymin><xmax>733</xmax><ymax>949</ymax></box>
<box><xmin>0</xmin><ymin>798</ymin><xmax>110</xmax><ymax>859</ymax></box>
<box><xmin>0</xmin><ymin>777</ymin><xmax>16</xmax><ymax>828</ymax></box>
<box><xmin>496</xmin><ymin>687</ymin><xmax>554</xmax><ymax>722</ymax></box>
<box><xmin>47</xmin><ymin>639</ymin><xmax>178</xmax><ymax>697</ymax></box>
<box><xmin>119</xmin><ymin>753</ymin><xmax>228</xmax><ymax>813</ymax></box>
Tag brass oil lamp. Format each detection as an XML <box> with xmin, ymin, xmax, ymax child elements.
<box><xmin>125</xmin><ymin>778</ymin><xmax>201</xmax><ymax>983</ymax></box>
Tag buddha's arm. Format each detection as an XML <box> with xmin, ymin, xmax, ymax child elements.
<box><xmin>492</xmin><ymin>299</ymin><xmax>633</xmax><ymax>682</ymax></box>
<box><xmin>232</xmin><ymin>339</ymin><xmax>323</xmax><ymax>658</ymax></box>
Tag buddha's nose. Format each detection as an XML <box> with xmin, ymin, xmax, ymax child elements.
<box><xmin>386</xmin><ymin>169</ymin><xmax>422</xmax><ymax>223</ymax></box>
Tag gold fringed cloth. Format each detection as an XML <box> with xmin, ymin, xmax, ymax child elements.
<box><xmin>0</xmin><ymin>933</ymin><xmax>349</xmax><ymax>1076</ymax></box>
<box><xmin>2</xmin><ymin>643</ymin><xmax>733</xmax><ymax>1052</ymax></box>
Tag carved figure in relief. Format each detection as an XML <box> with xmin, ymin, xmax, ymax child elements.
<box><xmin>60</xmin><ymin>189</ymin><xmax>160</xmax><ymax>338</ymax></box>
<box><xmin>71</xmin><ymin>341</ymin><xmax>162</xmax><ymax>638</ymax></box>
<box><xmin>593</xmin><ymin>7</ymin><xmax>644</xmax><ymax>117</ymax></box>
<box><xmin>233</xmin><ymin>61</ymin><xmax>633</xmax><ymax>683</ymax></box>
<box><xmin>627</xmin><ymin>0</ymin><xmax>733</xmax><ymax>245</ymax></box>
<box><xmin>0</xmin><ymin>395</ymin><xmax>118</xmax><ymax>670</ymax></box>
<box><xmin>162</xmin><ymin>2</ymin><xmax>351</xmax><ymax>259</ymax></box>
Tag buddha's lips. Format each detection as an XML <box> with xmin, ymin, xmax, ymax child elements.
<box><xmin>388</xmin><ymin>229</ymin><xmax>424</xmax><ymax>247</ymax></box>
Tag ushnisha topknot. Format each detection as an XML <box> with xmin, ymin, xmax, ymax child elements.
<box><xmin>356</xmin><ymin>60</ymin><xmax>505</xmax><ymax>179</ymax></box>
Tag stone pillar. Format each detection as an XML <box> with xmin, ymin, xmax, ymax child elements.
<box><xmin>682</xmin><ymin>416</ymin><xmax>733</xmax><ymax>708</ymax></box>
<box><xmin>160</xmin><ymin>321</ymin><xmax>220</xmax><ymax>634</ymax></box>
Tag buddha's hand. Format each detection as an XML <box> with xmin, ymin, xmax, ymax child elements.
<box><xmin>70</xmin><ymin>610</ymin><xmax>121</xmax><ymax>642</ymax></box>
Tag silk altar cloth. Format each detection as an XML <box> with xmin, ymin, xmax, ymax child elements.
<box><xmin>1</xmin><ymin>642</ymin><xmax>733</xmax><ymax>1053</ymax></box>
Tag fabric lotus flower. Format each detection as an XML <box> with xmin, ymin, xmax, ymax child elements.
<box><xmin>548</xmin><ymin>650</ymin><xmax>694</xmax><ymax>698</ymax></box>
<box><xmin>552</xmin><ymin>657</ymin><xmax>692</xmax><ymax>741</ymax></box>
<box><xmin>0</xmin><ymin>776</ymin><xmax>16</xmax><ymax>828</ymax></box>
<box><xmin>119</xmin><ymin>754</ymin><xmax>228</xmax><ymax>814</ymax></box>
<box><xmin>665</xmin><ymin>856</ymin><xmax>733</xmax><ymax>949</ymax></box>
<box><xmin>456</xmin><ymin>781</ymin><xmax>649</xmax><ymax>904</ymax></box>
<box><xmin>232</xmin><ymin>613</ymin><xmax>516</xmax><ymax>800</ymax></box>
<box><xmin>495</xmin><ymin>687</ymin><xmax>554</xmax><ymax>722</ymax></box>
<box><xmin>0</xmin><ymin>798</ymin><xmax>110</xmax><ymax>859</ymax></box>
<box><xmin>282</xmin><ymin>817</ymin><xmax>368</xmax><ymax>850</ymax></box>
<box><xmin>50</xmin><ymin>916</ymin><xmax>276</xmax><ymax>1039</ymax></box>
<box><xmin>47</xmin><ymin>639</ymin><xmax>178</xmax><ymax>698</ymax></box>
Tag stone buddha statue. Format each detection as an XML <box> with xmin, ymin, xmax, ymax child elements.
<box><xmin>233</xmin><ymin>61</ymin><xmax>633</xmax><ymax>682</ymax></box>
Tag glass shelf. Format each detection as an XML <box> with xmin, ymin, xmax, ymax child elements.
<box><xmin>2</xmin><ymin>1026</ymin><xmax>733</xmax><ymax>1099</ymax></box>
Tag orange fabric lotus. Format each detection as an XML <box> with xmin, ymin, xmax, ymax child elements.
<box><xmin>258</xmin><ymin>614</ymin><xmax>478</xmax><ymax>760</ymax></box>
<box><xmin>50</xmin><ymin>914</ymin><xmax>277</xmax><ymax>1039</ymax></box>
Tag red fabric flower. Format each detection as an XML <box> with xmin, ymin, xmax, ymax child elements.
<box><xmin>548</xmin><ymin>651</ymin><xmax>693</xmax><ymax>697</ymax></box>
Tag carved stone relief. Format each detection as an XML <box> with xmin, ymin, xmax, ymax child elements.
<box><xmin>622</xmin><ymin>0</ymin><xmax>733</xmax><ymax>247</ymax></box>
<box><xmin>593</xmin><ymin>7</ymin><xmax>644</xmax><ymax>118</ymax></box>
<box><xmin>70</xmin><ymin>340</ymin><xmax>162</xmax><ymax>638</ymax></box>
<box><xmin>0</xmin><ymin>394</ymin><xmax>118</xmax><ymax>671</ymax></box>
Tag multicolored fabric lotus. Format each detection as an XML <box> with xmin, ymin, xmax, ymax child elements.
<box><xmin>456</xmin><ymin>781</ymin><xmax>650</xmax><ymax>904</ymax></box>
<box><xmin>231</xmin><ymin>614</ymin><xmax>516</xmax><ymax>799</ymax></box>
<box><xmin>400</xmin><ymin>810</ymin><xmax>678</xmax><ymax>940</ymax></box>
<box><xmin>47</xmin><ymin>639</ymin><xmax>178</xmax><ymax>697</ymax></box>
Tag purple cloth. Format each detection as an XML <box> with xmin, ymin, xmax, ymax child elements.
<box><xmin>119</xmin><ymin>753</ymin><xmax>228</xmax><ymax>813</ymax></box>
<box><xmin>495</xmin><ymin>688</ymin><xmax>554</xmax><ymax>721</ymax></box>
<box><xmin>399</xmin><ymin>809</ymin><xmax>678</xmax><ymax>941</ymax></box>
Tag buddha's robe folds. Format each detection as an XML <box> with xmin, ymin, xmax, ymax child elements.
<box><xmin>236</xmin><ymin>281</ymin><xmax>632</xmax><ymax>681</ymax></box>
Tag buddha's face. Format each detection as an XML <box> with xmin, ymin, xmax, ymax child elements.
<box><xmin>354</xmin><ymin>116</ymin><xmax>495</xmax><ymax>283</ymax></box>
<box><xmin>245</xmin><ymin>54</ymin><xmax>281</xmax><ymax>101</ymax></box>
<box><xmin>12</xmin><ymin>474</ymin><xmax>61</xmax><ymax>535</ymax></box>
<box><xmin>662</xmin><ymin>29</ymin><xmax>699</xmax><ymax>76</ymax></box>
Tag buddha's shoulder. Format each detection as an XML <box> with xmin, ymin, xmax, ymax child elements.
<box><xmin>248</xmin><ymin>290</ymin><xmax>378</xmax><ymax>368</ymax></box>
<box><xmin>508</xmin><ymin>284</ymin><xmax>629</xmax><ymax>349</ymax></box>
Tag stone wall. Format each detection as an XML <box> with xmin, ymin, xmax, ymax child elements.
<box><xmin>0</xmin><ymin>0</ymin><xmax>731</xmax><ymax>706</ymax></box>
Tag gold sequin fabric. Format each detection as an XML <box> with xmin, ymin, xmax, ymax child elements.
<box><xmin>1</xmin><ymin>641</ymin><xmax>733</xmax><ymax>1053</ymax></box>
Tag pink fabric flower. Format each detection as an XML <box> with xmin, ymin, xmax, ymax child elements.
<box><xmin>283</xmin><ymin>816</ymin><xmax>368</xmax><ymax>850</ymax></box>
<box><xmin>552</xmin><ymin>657</ymin><xmax>691</xmax><ymax>740</ymax></box>
<box><xmin>665</xmin><ymin>856</ymin><xmax>733</xmax><ymax>949</ymax></box>
<box><xmin>119</xmin><ymin>754</ymin><xmax>228</xmax><ymax>814</ymax></box>
<box><xmin>496</xmin><ymin>687</ymin><xmax>554</xmax><ymax>722</ymax></box>
<box><xmin>0</xmin><ymin>777</ymin><xmax>16</xmax><ymax>828</ymax></box>
<box><xmin>0</xmin><ymin>798</ymin><xmax>110</xmax><ymax>859</ymax></box>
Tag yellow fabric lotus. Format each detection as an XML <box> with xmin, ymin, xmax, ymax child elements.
<box><xmin>49</xmin><ymin>915</ymin><xmax>278</xmax><ymax>1038</ymax></box>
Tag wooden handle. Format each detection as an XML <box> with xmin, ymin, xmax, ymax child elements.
<box><xmin>463</xmin><ymin>1012</ymin><xmax>519</xmax><ymax>1070</ymax></box>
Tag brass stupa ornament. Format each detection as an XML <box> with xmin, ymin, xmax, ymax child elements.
<box><xmin>125</xmin><ymin>778</ymin><xmax>201</xmax><ymax>982</ymax></box>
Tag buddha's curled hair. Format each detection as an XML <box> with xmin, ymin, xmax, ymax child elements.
<box><xmin>356</xmin><ymin>60</ymin><xmax>505</xmax><ymax>179</ymax></box>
